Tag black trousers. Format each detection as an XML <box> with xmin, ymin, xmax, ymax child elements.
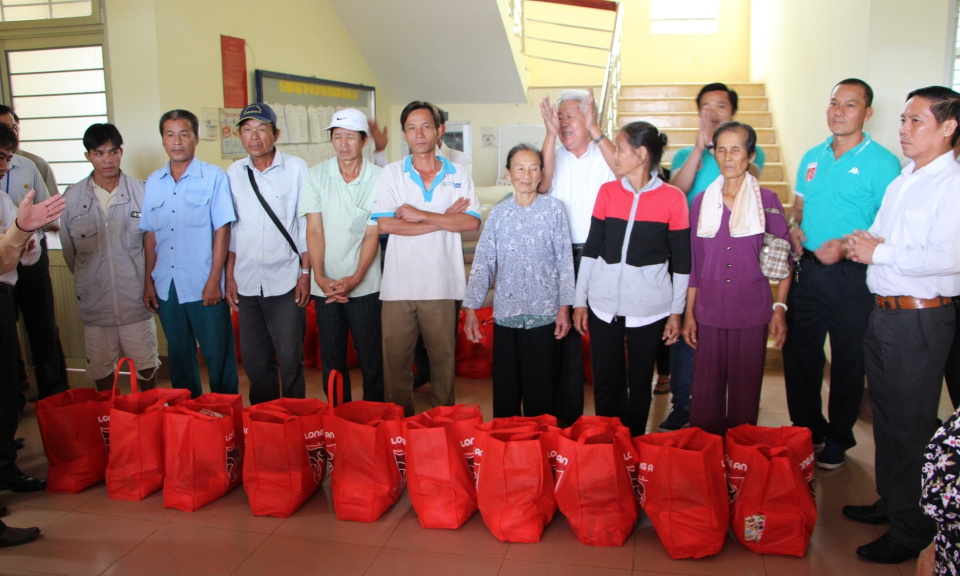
<box><xmin>0</xmin><ymin>287</ymin><xmax>21</xmax><ymax>474</ymax></box>
<box><xmin>588</xmin><ymin>309</ymin><xmax>666</xmax><ymax>437</ymax></box>
<box><xmin>552</xmin><ymin>247</ymin><xmax>585</xmax><ymax>428</ymax></box>
<box><xmin>942</xmin><ymin>299</ymin><xmax>960</xmax><ymax>409</ymax></box>
<box><xmin>238</xmin><ymin>289</ymin><xmax>306</xmax><ymax>405</ymax></box>
<box><xmin>492</xmin><ymin>322</ymin><xmax>556</xmax><ymax>418</ymax></box>
<box><xmin>315</xmin><ymin>292</ymin><xmax>384</xmax><ymax>404</ymax></box>
<box><xmin>14</xmin><ymin>240</ymin><xmax>68</xmax><ymax>399</ymax></box>
<box><xmin>782</xmin><ymin>258</ymin><xmax>874</xmax><ymax>449</ymax></box>
<box><xmin>864</xmin><ymin>304</ymin><xmax>954</xmax><ymax>552</ymax></box>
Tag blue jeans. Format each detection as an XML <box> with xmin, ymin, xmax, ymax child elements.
<box><xmin>157</xmin><ymin>283</ymin><xmax>239</xmax><ymax>398</ymax></box>
<box><xmin>669</xmin><ymin>334</ymin><xmax>693</xmax><ymax>410</ymax></box>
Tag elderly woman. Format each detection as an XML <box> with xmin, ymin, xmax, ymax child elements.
<box><xmin>463</xmin><ymin>144</ymin><xmax>574</xmax><ymax>418</ymax></box>
<box><xmin>919</xmin><ymin>410</ymin><xmax>960</xmax><ymax>576</ymax></box>
<box><xmin>572</xmin><ymin>121</ymin><xmax>690</xmax><ymax>437</ymax></box>
<box><xmin>682</xmin><ymin>121</ymin><xmax>792</xmax><ymax>436</ymax></box>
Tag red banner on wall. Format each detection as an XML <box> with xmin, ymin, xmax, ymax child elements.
<box><xmin>221</xmin><ymin>35</ymin><xmax>248</xmax><ymax>109</ymax></box>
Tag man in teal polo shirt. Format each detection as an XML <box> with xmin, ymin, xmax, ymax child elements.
<box><xmin>783</xmin><ymin>79</ymin><xmax>901</xmax><ymax>470</ymax></box>
<box><xmin>141</xmin><ymin>109</ymin><xmax>239</xmax><ymax>398</ymax></box>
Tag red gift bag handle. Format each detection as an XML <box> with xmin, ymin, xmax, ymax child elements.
<box><xmin>111</xmin><ymin>357</ymin><xmax>138</xmax><ymax>399</ymax></box>
<box><xmin>326</xmin><ymin>370</ymin><xmax>344</xmax><ymax>411</ymax></box>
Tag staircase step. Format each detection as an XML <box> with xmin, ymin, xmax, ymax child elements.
<box><xmin>618</xmin><ymin>96</ymin><xmax>769</xmax><ymax>113</ymax></box>
<box><xmin>620</xmin><ymin>83</ymin><xmax>766</xmax><ymax>99</ymax></box>
<box><xmin>656</xmin><ymin>127</ymin><xmax>777</xmax><ymax>146</ymax></box>
<box><xmin>760</xmin><ymin>162</ymin><xmax>784</xmax><ymax>181</ymax></box>
<box><xmin>619</xmin><ymin>111</ymin><xmax>773</xmax><ymax>129</ymax></box>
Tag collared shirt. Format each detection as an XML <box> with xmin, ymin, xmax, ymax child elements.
<box><xmin>16</xmin><ymin>149</ymin><xmax>57</xmax><ymax>198</ymax></box>
<box><xmin>671</xmin><ymin>145</ymin><xmax>767</xmax><ymax>207</ymax></box>
<box><xmin>867</xmin><ymin>151</ymin><xmax>960</xmax><ymax>299</ymax></box>
<box><xmin>373</xmin><ymin>142</ymin><xmax>472</xmax><ymax>180</ymax></box>
<box><xmin>92</xmin><ymin>182</ymin><xmax>117</xmax><ymax>215</ymax></box>
<box><xmin>548</xmin><ymin>141</ymin><xmax>616</xmax><ymax>244</ymax></box>
<box><xmin>0</xmin><ymin>192</ymin><xmax>19</xmax><ymax>285</ymax></box>
<box><xmin>372</xmin><ymin>154</ymin><xmax>479</xmax><ymax>301</ymax></box>
<box><xmin>1</xmin><ymin>153</ymin><xmax>49</xmax><ymax>206</ymax></box>
<box><xmin>139</xmin><ymin>157</ymin><xmax>236</xmax><ymax>304</ymax></box>
<box><xmin>299</xmin><ymin>157</ymin><xmax>382</xmax><ymax>298</ymax></box>
<box><xmin>795</xmin><ymin>133</ymin><xmax>901</xmax><ymax>251</ymax></box>
<box><xmin>227</xmin><ymin>151</ymin><xmax>307</xmax><ymax>297</ymax></box>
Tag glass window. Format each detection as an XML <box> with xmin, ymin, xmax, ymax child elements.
<box><xmin>650</xmin><ymin>0</ymin><xmax>719</xmax><ymax>35</ymax></box>
<box><xmin>0</xmin><ymin>1</ymin><xmax>92</xmax><ymax>23</ymax></box>
<box><xmin>8</xmin><ymin>44</ymin><xmax>106</xmax><ymax>193</ymax></box>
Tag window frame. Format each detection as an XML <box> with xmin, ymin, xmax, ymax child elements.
<box><xmin>0</xmin><ymin>0</ymin><xmax>100</xmax><ymax>31</ymax></box>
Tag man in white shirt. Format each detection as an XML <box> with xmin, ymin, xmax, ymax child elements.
<box><xmin>373</xmin><ymin>101</ymin><xmax>480</xmax><ymax>416</ymax></box>
<box><xmin>225</xmin><ymin>103</ymin><xmax>310</xmax><ymax>404</ymax></box>
<box><xmin>845</xmin><ymin>86</ymin><xmax>960</xmax><ymax>564</ymax></box>
<box><xmin>538</xmin><ymin>88</ymin><xmax>617</xmax><ymax>426</ymax></box>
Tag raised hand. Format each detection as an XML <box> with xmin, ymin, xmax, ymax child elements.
<box><xmin>540</xmin><ymin>96</ymin><xmax>560</xmax><ymax>137</ymax></box>
<box><xmin>15</xmin><ymin>191</ymin><xmax>65</xmax><ymax>232</ymax></box>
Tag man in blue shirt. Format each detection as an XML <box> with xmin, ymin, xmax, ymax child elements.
<box><xmin>659</xmin><ymin>82</ymin><xmax>766</xmax><ymax>432</ymax></box>
<box><xmin>140</xmin><ymin>110</ymin><xmax>238</xmax><ymax>398</ymax></box>
<box><xmin>783</xmin><ymin>79</ymin><xmax>901</xmax><ymax>470</ymax></box>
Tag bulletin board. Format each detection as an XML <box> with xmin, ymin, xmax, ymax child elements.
<box><xmin>253</xmin><ymin>69</ymin><xmax>376</xmax><ymax>166</ymax></box>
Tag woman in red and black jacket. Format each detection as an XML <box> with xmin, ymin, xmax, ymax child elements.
<box><xmin>572</xmin><ymin>121</ymin><xmax>691</xmax><ymax>437</ymax></box>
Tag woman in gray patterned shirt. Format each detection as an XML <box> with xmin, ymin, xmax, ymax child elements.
<box><xmin>462</xmin><ymin>144</ymin><xmax>575</xmax><ymax>418</ymax></box>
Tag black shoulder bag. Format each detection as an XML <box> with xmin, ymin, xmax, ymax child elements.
<box><xmin>246</xmin><ymin>166</ymin><xmax>299</xmax><ymax>256</ymax></box>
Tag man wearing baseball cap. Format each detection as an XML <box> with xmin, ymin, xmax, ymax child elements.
<box><xmin>225</xmin><ymin>103</ymin><xmax>310</xmax><ymax>404</ymax></box>
<box><xmin>299</xmin><ymin>107</ymin><xmax>384</xmax><ymax>404</ymax></box>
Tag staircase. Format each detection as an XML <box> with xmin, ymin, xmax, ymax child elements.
<box><xmin>615</xmin><ymin>83</ymin><xmax>792</xmax><ymax>212</ymax></box>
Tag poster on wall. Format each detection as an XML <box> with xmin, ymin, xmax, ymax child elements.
<box><xmin>255</xmin><ymin>69</ymin><xmax>376</xmax><ymax>166</ymax></box>
<box><xmin>221</xmin><ymin>36</ymin><xmax>248</xmax><ymax>109</ymax></box>
<box><xmin>219</xmin><ymin>108</ymin><xmax>245</xmax><ymax>159</ymax></box>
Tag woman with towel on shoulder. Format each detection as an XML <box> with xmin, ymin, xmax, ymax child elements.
<box><xmin>682</xmin><ymin>121</ymin><xmax>792</xmax><ymax>436</ymax></box>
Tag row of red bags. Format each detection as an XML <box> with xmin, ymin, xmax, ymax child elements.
<box><xmin>35</xmin><ymin>361</ymin><xmax>816</xmax><ymax>557</ymax></box>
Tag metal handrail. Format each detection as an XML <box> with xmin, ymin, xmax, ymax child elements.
<box><xmin>598</xmin><ymin>2</ymin><xmax>623</xmax><ymax>136</ymax></box>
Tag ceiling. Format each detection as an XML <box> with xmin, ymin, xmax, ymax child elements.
<box><xmin>327</xmin><ymin>0</ymin><xmax>527</xmax><ymax>105</ymax></box>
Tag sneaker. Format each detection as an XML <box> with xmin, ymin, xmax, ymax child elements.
<box><xmin>817</xmin><ymin>440</ymin><xmax>845</xmax><ymax>470</ymax></box>
<box><xmin>659</xmin><ymin>406</ymin><xmax>689</xmax><ymax>431</ymax></box>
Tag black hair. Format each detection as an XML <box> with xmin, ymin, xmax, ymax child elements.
<box><xmin>906</xmin><ymin>86</ymin><xmax>960</xmax><ymax>146</ymax></box>
<box><xmin>696</xmin><ymin>83</ymin><xmax>738</xmax><ymax>114</ymax></box>
<box><xmin>505</xmin><ymin>143</ymin><xmax>543</xmax><ymax>170</ymax></box>
<box><xmin>835</xmin><ymin>78</ymin><xmax>874</xmax><ymax>108</ymax></box>
<box><xmin>0</xmin><ymin>105</ymin><xmax>19</xmax><ymax>124</ymax></box>
<box><xmin>83</xmin><ymin>123</ymin><xmax>123</xmax><ymax>152</ymax></box>
<box><xmin>0</xmin><ymin>123</ymin><xmax>18</xmax><ymax>152</ymax></box>
<box><xmin>437</xmin><ymin>107</ymin><xmax>449</xmax><ymax>125</ymax></box>
<box><xmin>159</xmin><ymin>109</ymin><xmax>199</xmax><ymax>137</ymax></box>
<box><xmin>619</xmin><ymin>121</ymin><xmax>668</xmax><ymax>171</ymax></box>
<box><xmin>713</xmin><ymin>121</ymin><xmax>757</xmax><ymax>157</ymax></box>
<box><xmin>400</xmin><ymin>101</ymin><xmax>441</xmax><ymax>130</ymax></box>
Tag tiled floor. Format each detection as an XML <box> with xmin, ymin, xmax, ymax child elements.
<box><xmin>1</xmin><ymin>362</ymin><xmax>953</xmax><ymax>576</ymax></box>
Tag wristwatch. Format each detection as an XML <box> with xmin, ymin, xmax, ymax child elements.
<box><xmin>592</xmin><ymin>133</ymin><xmax>605</xmax><ymax>145</ymax></box>
<box><xmin>301</xmin><ymin>269</ymin><xmax>311</xmax><ymax>275</ymax></box>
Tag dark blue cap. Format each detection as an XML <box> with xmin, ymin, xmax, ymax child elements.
<box><xmin>236</xmin><ymin>103</ymin><xmax>277</xmax><ymax>126</ymax></box>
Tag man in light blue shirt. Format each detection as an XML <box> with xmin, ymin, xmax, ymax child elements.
<box><xmin>140</xmin><ymin>109</ymin><xmax>238</xmax><ymax>397</ymax></box>
<box><xmin>783</xmin><ymin>79</ymin><xmax>902</xmax><ymax>471</ymax></box>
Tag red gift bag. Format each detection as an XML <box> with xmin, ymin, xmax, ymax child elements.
<box><xmin>402</xmin><ymin>404</ymin><xmax>483</xmax><ymax>529</ymax></box>
<box><xmin>191</xmin><ymin>393</ymin><xmax>245</xmax><ymax>461</ymax></box>
<box><xmin>554</xmin><ymin>420</ymin><xmax>639</xmax><ymax>546</ymax></box>
<box><xmin>725</xmin><ymin>425</ymin><xmax>817</xmax><ymax>556</ymax></box>
<box><xmin>324</xmin><ymin>372</ymin><xmax>406</xmax><ymax>522</ymax></box>
<box><xmin>162</xmin><ymin>399</ymin><xmax>243</xmax><ymax>511</ymax></box>
<box><xmin>474</xmin><ymin>419</ymin><xmax>558</xmax><ymax>542</ymax></box>
<box><xmin>456</xmin><ymin>308</ymin><xmax>494</xmax><ymax>379</ymax></box>
<box><xmin>635</xmin><ymin>428</ymin><xmax>728</xmax><ymax>559</ymax></box>
<box><xmin>242</xmin><ymin>398</ymin><xmax>329</xmax><ymax>518</ymax></box>
<box><xmin>106</xmin><ymin>358</ymin><xmax>191</xmax><ymax>501</ymax></box>
<box><xmin>36</xmin><ymin>358</ymin><xmax>132</xmax><ymax>494</ymax></box>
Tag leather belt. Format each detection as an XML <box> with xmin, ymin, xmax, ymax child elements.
<box><xmin>0</xmin><ymin>283</ymin><xmax>12</xmax><ymax>295</ymax></box>
<box><xmin>572</xmin><ymin>244</ymin><xmax>585</xmax><ymax>256</ymax></box>
<box><xmin>801</xmin><ymin>251</ymin><xmax>824</xmax><ymax>266</ymax></box>
<box><xmin>875</xmin><ymin>295</ymin><xmax>953</xmax><ymax>310</ymax></box>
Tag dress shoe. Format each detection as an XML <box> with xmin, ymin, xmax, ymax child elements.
<box><xmin>0</xmin><ymin>471</ymin><xmax>46</xmax><ymax>493</ymax></box>
<box><xmin>842</xmin><ymin>502</ymin><xmax>889</xmax><ymax>525</ymax></box>
<box><xmin>0</xmin><ymin>503</ymin><xmax>8</xmax><ymax>515</ymax></box>
<box><xmin>856</xmin><ymin>532</ymin><xmax>919</xmax><ymax>564</ymax></box>
<box><xmin>0</xmin><ymin>525</ymin><xmax>40</xmax><ymax>546</ymax></box>
<box><xmin>14</xmin><ymin>438</ymin><xmax>24</xmax><ymax>450</ymax></box>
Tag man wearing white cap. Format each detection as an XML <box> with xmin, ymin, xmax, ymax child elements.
<box><xmin>225</xmin><ymin>103</ymin><xmax>310</xmax><ymax>404</ymax></box>
<box><xmin>299</xmin><ymin>108</ymin><xmax>384</xmax><ymax>404</ymax></box>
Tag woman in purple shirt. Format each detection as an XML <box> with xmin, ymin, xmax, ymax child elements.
<box><xmin>682</xmin><ymin>122</ymin><xmax>792</xmax><ymax>435</ymax></box>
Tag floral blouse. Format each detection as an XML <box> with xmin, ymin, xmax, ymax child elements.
<box><xmin>922</xmin><ymin>408</ymin><xmax>960</xmax><ymax>575</ymax></box>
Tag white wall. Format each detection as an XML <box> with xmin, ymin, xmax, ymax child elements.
<box><xmin>751</xmin><ymin>0</ymin><xmax>956</xmax><ymax>187</ymax></box>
